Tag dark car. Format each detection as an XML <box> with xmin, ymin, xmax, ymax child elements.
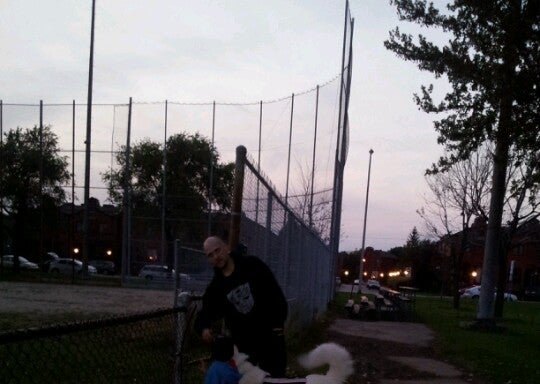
<box><xmin>88</xmin><ymin>260</ymin><xmax>116</xmax><ymax>275</ymax></box>
<box><xmin>523</xmin><ymin>285</ymin><xmax>540</xmax><ymax>301</ymax></box>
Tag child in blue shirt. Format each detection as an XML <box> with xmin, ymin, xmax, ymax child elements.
<box><xmin>204</xmin><ymin>336</ymin><xmax>241</xmax><ymax>384</ymax></box>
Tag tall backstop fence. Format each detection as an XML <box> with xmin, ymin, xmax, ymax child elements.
<box><xmin>0</xmin><ymin>2</ymin><xmax>353</xmax><ymax>286</ymax></box>
<box><xmin>0</xmin><ymin>76</ymin><xmax>342</xmax><ymax>277</ymax></box>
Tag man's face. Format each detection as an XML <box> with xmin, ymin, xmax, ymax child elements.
<box><xmin>204</xmin><ymin>238</ymin><xmax>230</xmax><ymax>270</ymax></box>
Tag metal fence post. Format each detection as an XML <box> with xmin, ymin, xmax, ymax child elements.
<box><xmin>285</xmin><ymin>93</ymin><xmax>294</xmax><ymax>207</ymax></box>
<box><xmin>229</xmin><ymin>146</ymin><xmax>246</xmax><ymax>249</ymax></box>
<box><xmin>264</xmin><ymin>192</ymin><xmax>273</xmax><ymax>263</ymax></box>
<box><xmin>39</xmin><ymin>100</ymin><xmax>44</xmax><ymax>267</ymax></box>
<box><xmin>208</xmin><ymin>101</ymin><xmax>216</xmax><ymax>236</ymax></box>
<box><xmin>122</xmin><ymin>98</ymin><xmax>133</xmax><ymax>283</ymax></box>
<box><xmin>0</xmin><ymin>99</ymin><xmax>3</xmax><ymax>262</ymax></box>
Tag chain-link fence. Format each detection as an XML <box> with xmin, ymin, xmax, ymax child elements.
<box><xmin>0</xmin><ymin>297</ymin><xmax>210</xmax><ymax>384</ymax></box>
<box><xmin>0</xmin><ymin>308</ymin><xmax>179</xmax><ymax>383</ymax></box>
<box><xmin>240</xmin><ymin>151</ymin><xmax>334</xmax><ymax>325</ymax></box>
<box><xmin>0</xmin><ymin>2</ymin><xmax>354</xmax><ymax>293</ymax></box>
<box><xmin>0</xmin><ymin>75</ymin><xmax>343</xmax><ymax>277</ymax></box>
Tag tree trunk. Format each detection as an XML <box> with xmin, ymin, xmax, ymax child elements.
<box><xmin>477</xmin><ymin>138</ymin><xmax>508</xmax><ymax>321</ymax></box>
<box><xmin>476</xmin><ymin>2</ymin><xmax>519</xmax><ymax>321</ymax></box>
<box><xmin>451</xmin><ymin>242</ymin><xmax>459</xmax><ymax>309</ymax></box>
<box><xmin>494</xmin><ymin>239</ymin><xmax>509</xmax><ymax>318</ymax></box>
<box><xmin>454</xmin><ymin>228</ymin><xmax>468</xmax><ymax>310</ymax></box>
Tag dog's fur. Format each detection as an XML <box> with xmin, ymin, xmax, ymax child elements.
<box><xmin>233</xmin><ymin>343</ymin><xmax>353</xmax><ymax>384</ymax></box>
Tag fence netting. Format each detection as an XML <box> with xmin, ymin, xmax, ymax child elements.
<box><xmin>240</xmin><ymin>154</ymin><xmax>333</xmax><ymax>324</ymax></box>
<box><xmin>0</xmin><ymin>298</ymin><xmax>211</xmax><ymax>384</ymax></box>
<box><xmin>0</xmin><ymin>74</ymin><xmax>342</xmax><ymax>278</ymax></box>
<box><xmin>0</xmin><ymin>308</ymin><xmax>180</xmax><ymax>383</ymax></box>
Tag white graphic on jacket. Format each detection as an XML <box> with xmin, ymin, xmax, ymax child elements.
<box><xmin>226</xmin><ymin>283</ymin><xmax>254</xmax><ymax>314</ymax></box>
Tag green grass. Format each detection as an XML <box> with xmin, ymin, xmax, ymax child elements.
<box><xmin>416</xmin><ymin>296</ymin><xmax>540</xmax><ymax>384</ymax></box>
<box><xmin>333</xmin><ymin>292</ymin><xmax>540</xmax><ymax>384</ymax></box>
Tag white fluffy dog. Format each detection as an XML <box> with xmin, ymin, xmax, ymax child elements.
<box><xmin>233</xmin><ymin>343</ymin><xmax>354</xmax><ymax>384</ymax></box>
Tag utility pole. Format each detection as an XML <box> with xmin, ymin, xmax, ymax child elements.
<box><xmin>358</xmin><ymin>149</ymin><xmax>374</xmax><ymax>294</ymax></box>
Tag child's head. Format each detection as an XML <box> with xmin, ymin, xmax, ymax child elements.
<box><xmin>211</xmin><ymin>335</ymin><xmax>235</xmax><ymax>362</ymax></box>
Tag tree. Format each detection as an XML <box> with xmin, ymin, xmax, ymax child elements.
<box><xmin>494</xmin><ymin>148</ymin><xmax>540</xmax><ymax>316</ymax></box>
<box><xmin>403</xmin><ymin>228</ymin><xmax>438</xmax><ymax>291</ymax></box>
<box><xmin>103</xmin><ymin>132</ymin><xmax>234</xmax><ymax>259</ymax></box>
<box><xmin>406</xmin><ymin>226</ymin><xmax>420</xmax><ymax>248</ymax></box>
<box><xmin>0</xmin><ymin>126</ymin><xmax>70</xmax><ymax>264</ymax></box>
<box><xmin>418</xmin><ymin>146</ymin><xmax>491</xmax><ymax>308</ymax></box>
<box><xmin>290</xmin><ymin>160</ymin><xmax>332</xmax><ymax>243</ymax></box>
<box><xmin>385</xmin><ymin>0</ymin><xmax>540</xmax><ymax>324</ymax></box>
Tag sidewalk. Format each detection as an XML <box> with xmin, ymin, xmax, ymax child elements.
<box><xmin>326</xmin><ymin>317</ymin><xmax>486</xmax><ymax>384</ymax></box>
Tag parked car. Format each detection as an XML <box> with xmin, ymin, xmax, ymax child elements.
<box><xmin>1</xmin><ymin>255</ymin><xmax>39</xmax><ymax>271</ymax></box>
<box><xmin>366</xmin><ymin>279</ymin><xmax>381</xmax><ymax>290</ymax></box>
<box><xmin>523</xmin><ymin>285</ymin><xmax>540</xmax><ymax>301</ymax></box>
<box><xmin>138</xmin><ymin>264</ymin><xmax>175</xmax><ymax>280</ymax></box>
<box><xmin>138</xmin><ymin>264</ymin><xmax>191</xmax><ymax>281</ymax></box>
<box><xmin>460</xmin><ymin>285</ymin><xmax>518</xmax><ymax>301</ymax></box>
<box><xmin>49</xmin><ymin>258</ymin><xmax>97</xmax><ymax>275</ymax></box>
<box><xmin>41</xmin><ymin>251</ymin><xmax>60</xmax><ymax>272</ymax></box>
<box><xmin>88</xmin><ymin>260</ymin><xmax>116</xmax><ymax>275</ymax></box>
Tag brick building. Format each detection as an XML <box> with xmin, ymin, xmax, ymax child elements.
<box><xmin>437</xmin><ymin>217</ymin><xmax>540</xmax><ymax>292</ymax></box>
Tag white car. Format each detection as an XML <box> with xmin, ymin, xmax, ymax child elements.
<box><xmin>1</xmin><ymin>255</ymin><xmax>39</xmax><ymax>270</ymax></box>
<box><xmin>138</xmin><ymin>264</ymin><xmax>191</xmax><ymax>281</ymax></box>
<box><xmin>138</xmin><ymin>264</ymin><xmax>175</xmax><ymax>280</ymax></box>
<box><xmin>367</xmin><ymin>279</ymin><xmax>381</xmax><ymax>290</ymax></box>
<box><xmin>49</xmin><ymin>258</ymin><xmax>97</xmax><ymax>275</ymax></box>
<box><xmin>460</xmin><ymin>285</ymin><xmax>517</xmax><ymax>302</ymax></box>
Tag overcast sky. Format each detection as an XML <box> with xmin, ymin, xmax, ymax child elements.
<box><xmin>0</xmin><ymin>0</ymin><xmax>452</xmax><ymax>252</ymax></box>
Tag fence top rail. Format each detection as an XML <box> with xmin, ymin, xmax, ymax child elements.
<box><xmin>243</xmin><ymin>155</ymin><xmax>331</xmax><ymax>251</ymax></box>
<box><xmin>0</xmin><ymin>69</ymin><xmax>344</xmax><ymax>108</ymax></box>
<box><xmin>0</xmin><ymin>306</ymin><xmax>184</xmax><ymax>345</ymax></box>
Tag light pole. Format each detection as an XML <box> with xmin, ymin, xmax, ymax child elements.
<box><xmin>82</xmin><ymin>0</ymin><xmax>96</xmax><ymax>277</ymax></box>
<box><xmin>358</xmin><ymin>149</ymin><xmax>374</xmax><ymax>294</ymax></box>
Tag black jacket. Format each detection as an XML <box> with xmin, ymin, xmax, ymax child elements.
<box><xmin>194</xmin><ymin>255</ymin><xmax>288</xmax><ymax>343</ymax></box>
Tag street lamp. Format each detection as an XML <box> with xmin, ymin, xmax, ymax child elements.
<box><xmin>358</xmin><ymin>149</ymin><xmax>374</xmax><ymax>293</ymax></box>
<box><xmin>106</xmin><ymin>250</ymin><xmax>112</xmax><ymax>256</ymax></box>
<box><xmin>72</xmin><ymin>247</ymin><xmax>79</xmax><ymax>282</ymax></box>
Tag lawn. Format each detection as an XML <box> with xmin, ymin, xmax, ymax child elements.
<box><xmin>416</xmin><ymin>296</ymin><xmax>540</xmax><ymax>384</ymax></box>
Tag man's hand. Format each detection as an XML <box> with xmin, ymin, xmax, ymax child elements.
<box><xmin>202</xmin><ymin>328</ymin><xmax>214</xmax><ymax>343</ymax></box>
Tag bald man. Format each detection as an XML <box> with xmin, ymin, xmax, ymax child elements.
<box><xmin>195</xmin><ymin>236</ymin><xmax>288</xmax><ymax>377</ymax></box>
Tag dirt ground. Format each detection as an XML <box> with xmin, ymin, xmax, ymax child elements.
<box><xmin>0</xmin><ymin>281</ymin><xmax>175</xmax><ymax>330</ymax></box>
<box><xmin>1</xmin><ymin>281</ymin><xmax>488</xmax><ymax>383</ymax></box>
<box><xmin>325</xmin><ymin>318</ymin><xmax>488</xmax><ymax>384</ymax></box>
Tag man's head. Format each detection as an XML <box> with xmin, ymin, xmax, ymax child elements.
<box><xmin>203</xmin><ymin>236</ymin><xmax>231</xmax><ymax>270</ymax></box>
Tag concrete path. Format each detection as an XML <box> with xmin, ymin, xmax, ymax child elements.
<box><xmin>330</xmin><ymin>318</ymin><xmax>475</xmax><ymax>384</ymax></box>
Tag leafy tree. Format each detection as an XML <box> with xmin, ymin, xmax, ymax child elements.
<box><xmin>0</xmin><ymin>126</ymin><xmax>70</xmax><ymax>264</ymax></box>
<box><xmin>103</xmin><ymin>132</ymin><xmax>234</xmax><ymax>259</ymax></box>
<box><xmin>385</xmin><ymin>0</ymin><xmax>540</xmax><ymax>323</ymax></box>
